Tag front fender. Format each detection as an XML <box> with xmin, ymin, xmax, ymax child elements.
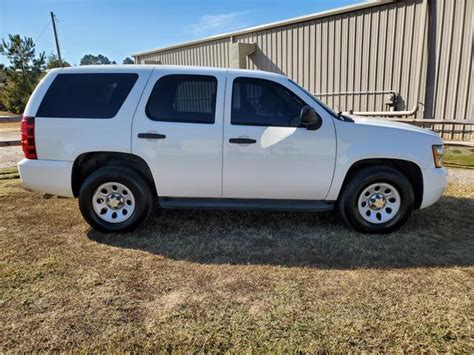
<box><xmin>326</xmin><ymin>119</ymin><xmax>441</xmax><ymax>200</ymax></box>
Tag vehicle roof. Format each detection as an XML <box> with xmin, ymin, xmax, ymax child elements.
<box><xmin>51</xmin><ymin>64</ymin><xmax>286</xmax><ymax>80</ymax></box>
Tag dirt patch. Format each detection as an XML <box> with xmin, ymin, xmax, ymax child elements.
<box><xmin>0</xmin><ymin>121</ymin><xmax>20</xmax><ymax>131</ymax></box>
<box><xmin>0</xmin><ymin>111</ymin><xmax>18</xmax><ymax>117</ymax></box>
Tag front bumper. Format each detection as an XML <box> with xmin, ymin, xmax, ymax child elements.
<box><xmin>18</xmin><ymin>159</ymin><xmax>74</xmax><ymax>197</ymax></box>
<box><xmin>420</xmin><ymin>167</ymin><xmax>448</xmax><ymax>209</ymax></box>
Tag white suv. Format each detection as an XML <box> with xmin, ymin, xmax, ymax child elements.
<box><xmin>18</xmin><ymin>65</ymin><xmax>447</xmax><ymax>233</ymax></box>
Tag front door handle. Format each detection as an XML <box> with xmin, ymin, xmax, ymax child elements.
<box><xmin>137</xmin><ymin>132</ymin><xmax>166</xmax><ymax>139</ymax></box>
<box><xmin>229</xmin><ymin>138</ymin><xmax>257</xmax><ymax>144</ymax></box>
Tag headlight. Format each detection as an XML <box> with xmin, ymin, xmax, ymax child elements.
<box><xmin>432</xmin><ymin>144</ymin><xmax>444</xmax><ymax>168</ymax></box>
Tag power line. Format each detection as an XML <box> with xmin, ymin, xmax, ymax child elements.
<box><xmin>35</xmin><ymin>20</ymin><xmax>52</xmax><ymax>42</ymax></box>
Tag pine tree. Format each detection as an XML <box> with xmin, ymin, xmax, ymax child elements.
<box><xmin>0</xmin><ymin>34</ymin><xmax>46</xmax><ymax>113</ymax></box>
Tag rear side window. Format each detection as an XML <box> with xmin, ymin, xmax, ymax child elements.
<box><xmin>37</xmin><ymin>73</ymin><xmax>138</xmax><ymax>118</ymax></box>
<box><xmin>231</xmin><ymin>77</ymin><xmax>304</xmax><ymax>127</ymax></box>
<box><xmin>146</xmin><ymin>74</ymin><xmax>217</xmax><ymax>124</ymax></box>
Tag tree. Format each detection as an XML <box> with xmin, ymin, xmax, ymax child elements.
<box><xmin>0</xmin><ymin>34</ymin><xmax>46</xmax><ymax>113</ymax></box>
<box><xmin>0</xmin><ymin>64</ymin><xmax>6</xmax><ymax>111</ymax></box>
<box><xmin>0</xmin><ymin>63</ymin><xmax>6</xmax><ymax>89</ymax></box>
<box><xmin>0</xmin><ymin>64</ymin><xmax>6</xmax><ymax>83</ymax></box>
<box><xmin>46</xmin><ymin>54</ymin><xmax>70</xmax><ymax>69</ymax></box>
<box><xmin>80</xmin><ymin>54</ymin><xmax>114</xmax><ymax>65</ymax></box>
<box><xmin>123</xmin><ymin>57</ymin><xmax>134</xmax><ymax>64</ymax></box>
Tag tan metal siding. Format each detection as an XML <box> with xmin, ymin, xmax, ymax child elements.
<box><xmin>225</xmin><ymin>0</ymin><xmax>429</xmax><ymax>117</ymax></box>
<box><xmin>137</xmin><ymin>38</ymin><xmax>230</xmax><ymax>68</ymax></box>
<box><xmin>432</xmin><ymin>0</ymin><xmax>473</xmax><ymax>140</ymax></box>
<box><xmin>135</xmin><ymin>0</ymin><xmax>473</xmax><ymax>140</ymax></box>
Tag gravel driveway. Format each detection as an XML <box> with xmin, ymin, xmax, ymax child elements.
<box><xmin>0</xmin><ymin>146</ymin><xmax>23</xmax><ymax>169</ymax></box>
<box><xmin>448</xmin><ymin>167</ymin><xmax>474</xmax><ymax>185</ymax></box>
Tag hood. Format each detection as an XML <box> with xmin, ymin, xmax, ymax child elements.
<box><xmin>348</xmin><ymin>115</ymin><xmax>440</xmax><ymax>138</ymax></box>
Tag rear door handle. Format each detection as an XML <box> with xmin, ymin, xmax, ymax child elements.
<box><xmin>137</xmin><ymin>133</ymin><xmax>166</xmax><ymax>139</ymax></box>
<box><xmin>229</xmin><ymin>138</ymin><xmax>257</xmax><ymax>144</ymax></box>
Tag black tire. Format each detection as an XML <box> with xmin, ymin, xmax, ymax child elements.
<box><xmin>338</xmin><ymin>166</ymin><xmax>414</xmax><ymax>234</ymax></box>
<box><xmin>79</xmin><ymin>166</ymin><xmax>153</xmax><ymax>233</ymax></box>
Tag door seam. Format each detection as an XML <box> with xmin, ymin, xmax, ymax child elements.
<box><xmin>129</xmin><ymin>67</ymin><xmax>155</xmax><ymax>154</ymax></box>
<box><xmin>220</xmin><ymin>71</ymin><xmax>228</xmax><ymax>198</ymax></box>
<box><xmin>323</xmin><ymin>116</ymin><xmax>338</xmax><ymax>200</ymax></box>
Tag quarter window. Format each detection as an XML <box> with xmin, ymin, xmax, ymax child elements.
<box><xmin>37</xmin><ymin>73</ymin><xmax>138</xmax><ymax>118</ymax></box>
<box><xmin>146</xmin><ymin>74</ymin><xmax>217</xmax><ymax>124</ymax></box>
<box><xmin>231</xmin><ymin>77</ymin><xmax>305</xmax><ymax>127</ymax></box>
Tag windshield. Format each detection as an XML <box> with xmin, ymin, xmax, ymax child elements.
<box><xmin>288</xmin><ymin>79</ymin><xmax>340</xmax><ymax>119</ymax></box>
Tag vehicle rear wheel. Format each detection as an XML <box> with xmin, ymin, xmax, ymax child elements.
<box><xmin>79</xmin><ymin>166</ymin><xmax>153</xmax><ymax>233</ymax></box>
<box><xmin>338</xmin><ymin>166</ymin><xmax>414</xmax><ymax>233</ymax></box>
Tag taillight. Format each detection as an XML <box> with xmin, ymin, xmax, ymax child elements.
<box><xmin>20</xmin><ymin>116</ymin><xmax>37</xmax><ymax>159</ymax></box>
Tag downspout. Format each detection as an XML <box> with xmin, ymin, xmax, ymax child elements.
<box><xmin>349</xmin><ymin>0</ymin><xmax>428</xmax><ymax>117</ymax></box>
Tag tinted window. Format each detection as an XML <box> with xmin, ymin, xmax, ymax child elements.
<box><xmin>37</xmin><ymin>73</ymin><xmax>138</xmax><ymax>118</ymax></box>
<box><xmin>146</xmin><ymin>74</ymin><xmax>217</xmax><ymax>124</ymax></box>
<box><xmin>231</xmin><ymin>77</ymin><xmax>305</xmax><ymax>127</ymax></box>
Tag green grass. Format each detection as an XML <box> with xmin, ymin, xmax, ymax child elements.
<box><xmin>1</xmin><ymin>167</ymin><xmax>473</xmax><ymax>352</ymax></box>
<box><xmin>445</xmin><ymin>147</ymin><xmax>474</xmax><ymax>168</ymax></box>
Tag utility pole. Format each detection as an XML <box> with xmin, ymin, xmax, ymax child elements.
<box><xmin>50</xmin><ymin>12</ymin><xmax>62</xmax><ymax>67</ymax></box>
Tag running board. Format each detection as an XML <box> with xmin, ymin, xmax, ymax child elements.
<box><xmin>159</xmin><ymin>197</ymin><xmax>335</xmax><ymax>212</ymax></box>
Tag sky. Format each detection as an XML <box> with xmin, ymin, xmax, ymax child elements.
<box><xmin>1</xmin><ymin>0</ymin><xmax>361</xmax><ymax>66</ymax></box>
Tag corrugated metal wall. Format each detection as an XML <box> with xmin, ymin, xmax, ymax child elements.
<box><xmin>425</xmin><ymin>0</ymin><xmax>473</xmax><ymax>140</ymax></box>
<box><xmin>140</xmin><ymin>38</ymin><xmax>231</xmax><ymax>68</ymax></box>
<box><xmin>236</xmin><ymin>0</ymin><xmax>427</xmax><ymax>116</ymax></box>
<box><xmin>135</xmin><ymin>0</ymin><xmax>473</xmax><ymax>140</ymax></box>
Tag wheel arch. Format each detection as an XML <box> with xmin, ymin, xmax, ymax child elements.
<box><xmin>338</xmin><ymin>158</ymin><xmax>423</xmax><ymax>209</ymax></box>
<box><xmin>71</xmin><ymin>151</ymin><xmax>157</xmax><ymax>198</ymax></box>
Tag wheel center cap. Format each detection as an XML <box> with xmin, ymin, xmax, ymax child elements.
<box><xmin>369</xmin><ymin>193</ymin><xmax>386</xmax><ymax>210</ymax></box>
<box><xmin>106</xmin><ymin>192</ymin><xmax>124</xmax><ymax>209</ymax></box>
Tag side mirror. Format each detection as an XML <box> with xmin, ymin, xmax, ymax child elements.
<box><xmin>300</xmin><ymin>106</ymin><xmax>322</xmax><ymax>130</ymax></box>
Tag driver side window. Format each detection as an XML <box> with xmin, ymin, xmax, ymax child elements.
<box><xmin>231</xmin><ymin>77</ymin><xmax>305</xmax><ymax>127</ymax></box>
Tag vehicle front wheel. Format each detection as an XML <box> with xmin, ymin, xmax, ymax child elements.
<box><xmin>79</xmin><ymin>166</ymin><xmax>153</xmax><ymax>233</ymax></box>
<box><xmin>338</xmin><ymin>166</ymin><xmax>414</xmax><ymax>233</ymax></box>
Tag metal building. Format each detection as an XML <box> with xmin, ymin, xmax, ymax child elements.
<box><xmin>133</xmin><ymin>0</ymin><xmax>474</xmax><ymax>141</ymax></box>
